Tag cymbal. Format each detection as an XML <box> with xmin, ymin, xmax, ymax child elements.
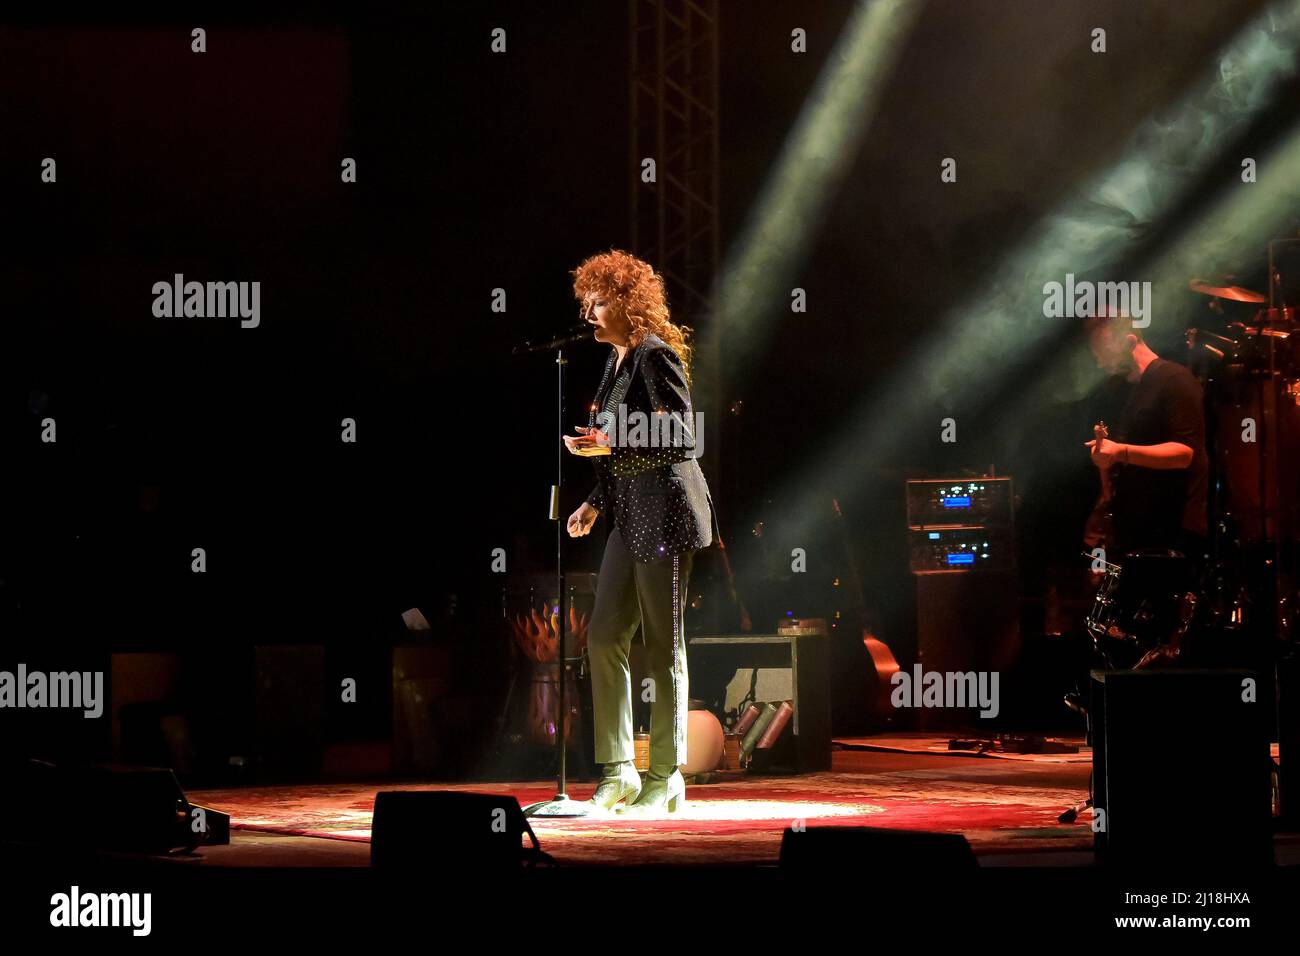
<box><xmin>1188</xmin><ymin>279</ymin><xmax>1266</xmax><ymax>303</ymax></box>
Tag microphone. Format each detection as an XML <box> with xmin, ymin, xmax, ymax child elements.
<box><xmin>511</xmin><ymin>321</ymin><xmax>596</xmax><ymax>354</ymax></box>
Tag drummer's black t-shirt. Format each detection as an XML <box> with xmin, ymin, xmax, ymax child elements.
<box><xmin>1111</xmin><ymin>357</ymin><xmax>1209</xmax><ymax>552</ymax></box>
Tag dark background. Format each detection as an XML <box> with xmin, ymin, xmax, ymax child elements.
<box><xmin>2</xmin><ymin>1</ymin><xmax>1294</xmax><ymax>774</ymax></box>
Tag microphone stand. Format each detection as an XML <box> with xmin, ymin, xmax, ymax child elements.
<box><xmin>522</xmin><ymin>338</ymin><xmax>592</xmax><ymax>818</ymax></box>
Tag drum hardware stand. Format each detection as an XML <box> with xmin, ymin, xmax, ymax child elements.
<box><xmin>1080</xmin><ymin>551</ymin><xmax>1130</xmax><ymax>666</ymax></box>
<box><xmin>1058</xmin><ymin>785</ymin><xmax>1093</xmax><ymax>825</ymax></box>
<box><xmin>1058</xmin><ymin>552</ymin><xmax>1125</xmax><ymax>824</ymax></box>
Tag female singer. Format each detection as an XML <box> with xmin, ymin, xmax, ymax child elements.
<box><xmin>564</xmin><ymin>250</ymin><xmax>718</xmax><ymax>814</ymax></box>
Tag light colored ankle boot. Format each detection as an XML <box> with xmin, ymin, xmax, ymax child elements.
<box><xmin>588</xmin><ymin>761</ymin><xmax>642</xmax><ymax>810</ymax></box>
<box><xmin>617</xmin><ymin>765</ymin><xmax>685</xmax><ymax>815</ymax></box>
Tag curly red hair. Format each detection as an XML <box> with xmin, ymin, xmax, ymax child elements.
<box><xmin>572</xmin><ymin>249</ymin><xmax>694</xmax><ymax>383</ymax></box>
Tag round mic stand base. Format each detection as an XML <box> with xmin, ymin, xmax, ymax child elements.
<box><xmin>523</xmin><ymin>796</ymin><xmax>593</xmax><ymax>818</ymax></box>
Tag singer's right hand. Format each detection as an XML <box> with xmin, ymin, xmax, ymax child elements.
<box><xmin>567</xmin><ymin>502</ymin><xmax>599</xmax><ymax>537</ymax></box>
<box><xmin>563</xmin><ymin>426</ymin><xmax>611</xmax><ymax>457</ymax></box>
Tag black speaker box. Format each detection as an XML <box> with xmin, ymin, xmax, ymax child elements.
<box><xmin>1090</xmin><ymin>669</ymin><xmax>1272</xmax><ymax>868</ymax></box>
<box><xmin>779</xmin><ymin>826</ymin><xmax>977</xmax><ymax>869</ymax></box>
<box><xmin>914</xmin><ymin>571</ymin><xmax>1019</xmax><ymax>730</ymax></box>
<box><xmin>370</xmin><ymin>791</ymin><xmax>542</xmax><ymax>869</ymax></box>
<box><xmin>0</xmin><ymin>759</ymin><xmax>228</xmax><ymax>854</ymax></box>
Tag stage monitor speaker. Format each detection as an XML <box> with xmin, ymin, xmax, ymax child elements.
<box><xmin>0</xmin><ymin>760</ymin><xmax>227</xmax><ymax>853</ymax></box>
<box><xmin>779</xmin><ymin>826</ymin><xmax>977</xmax><ymax>870</ymax></box>
<box><xmin>1091</xmin><ymin>669</ymin><xmax>1272</xmax><ymax>868</ymax></box>
<box><xmin>187</xmin><ymin>803</ymin><xmax>232</xmax><ymax>846</ymax></box>
<box><xmin>370</xmin><ymin>791</ymin><xmax>544</xmax><ymax>869</ymax></box>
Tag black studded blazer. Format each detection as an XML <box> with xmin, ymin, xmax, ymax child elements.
<box><xmin>584</xmin><ymin>333</ymin><xmax>719</xmax><ymax>563</ymax></box>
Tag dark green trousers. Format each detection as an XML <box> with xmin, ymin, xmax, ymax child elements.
<box><xmin>588</xmin><ymin>526</ymin><xmax>694</xmax><ymax>768</ymax></box>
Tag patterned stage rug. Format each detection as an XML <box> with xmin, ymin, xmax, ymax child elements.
<box><xmin>835</xmin><ymin>734</ymin><xmax>1280</xmax><ymax>764</ymax></box>
<box><xmin>186</xmin><ymin>748</ymin><xmax>1098</xmax><ymax>865</ymax></box>
<box><xmin>834</xmin><ymin>733</ymin><xmax>1093</xmax><ymax>763</ymax></box>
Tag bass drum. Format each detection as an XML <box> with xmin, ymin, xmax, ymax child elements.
<box><xmin>1209</xmin><ymin>331</ymin><xmax>1300</xmax><ymax>546</ymax></box>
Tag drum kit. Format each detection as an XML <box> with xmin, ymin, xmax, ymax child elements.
<box><xmin>1186</xmin><ymin>271</ymin><xmax>1300</xmax><ymax>565</ymax></box>
<box><xmin>1186</xmin><ymin>277</ymin><xmax>1296</xmax><ymax>410</ymax></box>
<box><xmin>1187</xmin><ymin>275</ymin><xmax>1291</xmax><ymax>368</ymax></box>
<box><xmin>1080</xmin><ymin>269</ymin><xmax>1300</xmax><ymax>676</ymax></box>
